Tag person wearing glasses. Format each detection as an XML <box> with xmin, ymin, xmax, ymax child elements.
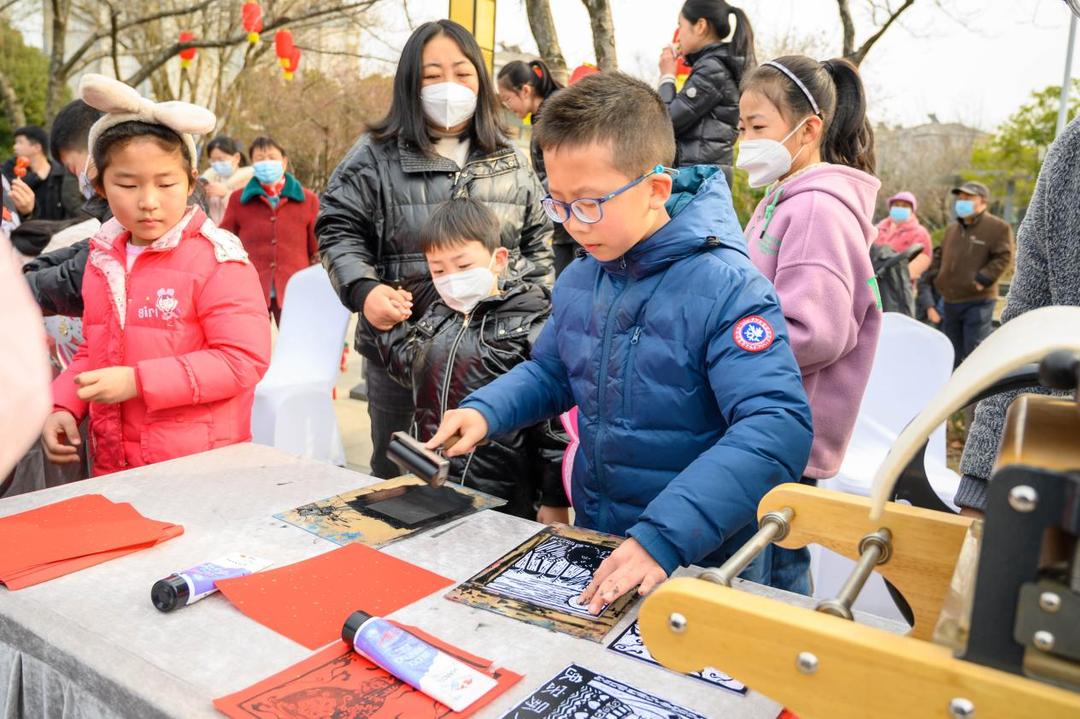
<box><xmin>427</xmin><ymin>72</ymin><xmax>812</xmax><ymax>608</ymax></box>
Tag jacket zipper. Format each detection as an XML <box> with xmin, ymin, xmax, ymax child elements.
<box><xmin>594</xmin><ymin>267</ymin><xmax>630</xmax><ymax>526</ymax></box>
<box><xmin>622</xmin><ymin>326</ymin><xmax>642</xmax><ymax>417</ymax></box>
<box><xmin>439</xmin><ymin>312</ymin><xmax>472</xmax><ymax>418</ymax></box>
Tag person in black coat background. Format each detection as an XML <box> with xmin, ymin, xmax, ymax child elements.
<box><xmin>317</xmin><ymin>20</ymin><xmax>553</xmax><ymax>479</ymax></box>
<box><xmin>376</xmin><ymin>198</ymin><xmax>567</xmax><ymax>520</ymax></box>
<box><xmin>658</xmin><ymin>0</ymin><xmax>757</xmax><ymax>184</ymax></box>
<box><xmin>2</xmin><ymin>126</ymin><xmax>83</xmax><ymax>221</ymax></box>
<box><xmin>497</xmin><ymin>59</ymin><xmax>576</xmax><ymax>278</ymax></box>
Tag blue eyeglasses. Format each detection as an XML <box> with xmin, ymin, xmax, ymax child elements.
<box><xmin>541</xmin><ymin>165</ymin><xmax>676</xmax><ymax>225</ymax></box>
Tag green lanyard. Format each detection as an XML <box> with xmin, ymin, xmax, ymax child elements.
<box><xmin>758</xmin><ymin>186</ymin><xmax>785</xmax><ymax>240</ymax></box>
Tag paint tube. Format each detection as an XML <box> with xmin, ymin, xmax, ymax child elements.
<box><xmin>151</xmin><ymin>553</ymin><xmax>272</xmax><ymax>612</ymax></box>
<box><xmin>341</xmin><ymin>610</ymin><xmax>497</xmax><ymax>712</ymax></box>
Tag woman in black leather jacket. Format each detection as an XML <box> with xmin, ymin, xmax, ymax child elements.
<box><xmin>659</xmin><ymin>1</ymin><xmax>756</xmax><ymax>184</ymax></box>
<box><xmin>317</xmin><ymin>19</ymin><xmax>553</xmax><ymax>478</ymax></box>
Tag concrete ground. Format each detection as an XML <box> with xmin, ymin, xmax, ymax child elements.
<box><xmin>331</xmin><ymin>317</ymin><xmax>374</xmax><ymax>474</ymax></box>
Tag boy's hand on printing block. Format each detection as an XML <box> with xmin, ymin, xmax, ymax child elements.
<box><xmin>426</xmin><ymin>408</ymin><xmax>488</xmax><ymax>457</ymax></box>
<box><xmin>42</xmin><ymin>411</ymin><xmax>81</xmax><ymax>464</ymax></box>
<box><xmin>75</xmin><ymin>366</ymin><xmax>138</xmax><ymax>404</ymax></box>
<box><xmin>578</xmin><ymin>537</ymin><xmax>668</xmax><ymax>616</ymax></box>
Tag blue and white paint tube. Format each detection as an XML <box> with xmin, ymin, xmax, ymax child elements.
<box><xmin>341</xmin><ymin>610</ymin><xmax>497</xmax><ymax>712</ymax></box>
<box><xmin>151</xmin><ymin>553</ymin><xmax>272</xmax><ymax>612</ymax></box>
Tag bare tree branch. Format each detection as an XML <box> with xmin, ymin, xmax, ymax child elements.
<box><xmin>851</xmin><ymin>0</ymin><xmax>916</xmax><ymax>65</ymax></box>
<box><xmin>107</xmin><ymin>2</ymin><xmax>120</xmax><ymax>79</ymax></box>
<box><xmin>0</xmin><ymin>0</ymin><xmax>22</xmax><ymax>14</ymax></box>
<box><xmin>836</xmin><ymin>0</ymin><xmax>917</xmax><ymax>66</ymax></box>
<box><xmin>123</xmin><ymin>1</ymin><xmax>383</xmax><ymax>88</ymax></box>
<box><xmin>57</xmin><ymin>0</ymin><xmax>217</xmax><ymax>78</ymax></box>
<box><xmin>294</xmin><ymin>43</ymin><xmax>395</xmax><ymax>63</ymax></box>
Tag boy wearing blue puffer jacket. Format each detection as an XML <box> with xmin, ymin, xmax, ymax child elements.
<box><xmin>428</xmin><ymin>72</ymin><xmax>813</xmax><ymax>609</ymax></box>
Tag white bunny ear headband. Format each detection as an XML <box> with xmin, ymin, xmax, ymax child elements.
<box><xmin>79</xmin><ymin>73</ymin><xmax>216</xmax><ymax>169</ymax></box>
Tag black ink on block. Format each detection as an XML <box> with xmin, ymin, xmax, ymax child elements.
<box><xmin>348</xmin><ymin>484</ymin><xmax>473</xmax><ymax>530</ymax></box>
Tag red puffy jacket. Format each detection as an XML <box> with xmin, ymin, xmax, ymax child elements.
<box><xmin>52</xmin><ymin>206</ymin><xmax>271</xmax><ymax>475</ymax></box>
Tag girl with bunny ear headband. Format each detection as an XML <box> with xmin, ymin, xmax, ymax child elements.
<box><xmin>40</xmin><ymin>74</ymin><xmax>271</xmax><ymax>477</ymax></box>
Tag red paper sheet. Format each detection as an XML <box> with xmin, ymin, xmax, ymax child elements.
<box><xmin>216</xmin><ymin>543</ymin><xmax>454</xmax><ymax>649</ymax></box>
<box><xmin>3</xmin><ymin>524</ymin><xmax>185</xmax><ymax>589</ymax></box>
<box><xmin>0</xmin><ymin>494</ymin><xmax>184</xmax><ymax>589</ymax></box>
<box><xmin>213</xmin><ymin>622</ymin><xmax>522</xmax><ymax>719</ymax></box>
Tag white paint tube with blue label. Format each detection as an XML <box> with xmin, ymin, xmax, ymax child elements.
<box><xmin>151</xmin><ymin>553</ymin><xmax>272</xmax><ymax>612</ymax></box>
<box><xmin>341</xmin><ymin>610</ymin><xmax>497</xmax><ymax>712</ymax></box>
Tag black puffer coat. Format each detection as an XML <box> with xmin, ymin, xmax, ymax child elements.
<box><xmin>376</xmin><ymin>281</ymin><xmax>567</xmax><ymax>518</ymax></box>
<box><xmin>317</xmin><ymin>135</ymin><xmax>554</xmax><ymax>361</ymax></box>
<box><xmin>660</xmin><ymin>43</ymin><xmax>744</xmax><ymax>170</ymax></box>
<box><xmin>21</xmin><ymin>196</ymin><xmax>112</xmax><ymax>317</ymax></box>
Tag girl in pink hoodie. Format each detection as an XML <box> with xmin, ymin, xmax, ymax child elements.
<box><xmin>738</xmin><ymin>56</ymin><xmax>882</xmax><ymax>480</ymax></box>
<box><xmin>736</xmin><ymin>56</ymin><xmax>882</xmax><ymax>592</ymax></box>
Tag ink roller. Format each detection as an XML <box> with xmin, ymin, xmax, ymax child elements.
<box><xmin>387</xmin><ymin>432</ymin><xmax>450</xmax><ymax>487</ymax></box>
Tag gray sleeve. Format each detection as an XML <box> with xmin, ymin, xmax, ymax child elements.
<box><xmin>955</xmin><ymin>119</ymin><xmax>1076</xmax><ymax>509</ymax></box>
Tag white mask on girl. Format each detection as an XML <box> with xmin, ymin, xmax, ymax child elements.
<box><xmin>735</xmin><ymin>117</ymin><xmax>810</xmax><ymax>189</ymax></box>
<box><xmin>421</xmin><ymin>82</ymin><xmax>478</xmax><ymax>130</ymax></box>
<box><xmin>433</xmin><ymin>256</ymin><xmax>497</xmax><ymax>314</ymax></box>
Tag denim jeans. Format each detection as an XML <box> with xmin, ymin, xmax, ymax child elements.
<box><xmin>738</xmin><ymin>544</ymin><xmax>812</xmax><ymax>596</ymax></box>
<box><xmin>943</xmin><ymin>299</ymin><xmax>995</xmax><ymax>367</ymax></box>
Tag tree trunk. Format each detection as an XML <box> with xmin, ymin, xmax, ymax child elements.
<box><xmin>581</xmin><ymin>0</ymin><xmax>617</xmax><ymax>71</ymax></box>
<box><xmin>837</xmin><ymin>0</ymin><xmax>856</xmax><ymax>59</ymax></box>
<box><xmin>524</xmin><ymin>0</ymin><xmax>568</xmax><ymax>85</ymax></box>
<box><xmin>0</xmin><ymin>68</ymin><xmax>26</xmax><ymax>129</ymax></box>
<box><xmin>45</xmin><ymin>0</ymin><xmax>71</xmax><ymax>124</ymax></box>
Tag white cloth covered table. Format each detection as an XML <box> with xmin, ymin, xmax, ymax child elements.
<box><xmin>0</xmin><ymin>444</ymin><xmax>903</xmax><ymax>718</ymax></box>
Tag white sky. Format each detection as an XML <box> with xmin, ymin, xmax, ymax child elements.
<box><xmin>367</xmin><ymin>0</ymin><xmax>1079</xmax><ymax>131</ymax></box>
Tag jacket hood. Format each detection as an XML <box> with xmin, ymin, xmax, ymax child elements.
<box><xmin>602</xmin><ymin>164</ymin><xmax>746</xmax><ymax>280</ymax></box>
<box><xmin>770</xmin><ymin>164</ymin><xmax>881</xmax><ymax>249</ymax></box>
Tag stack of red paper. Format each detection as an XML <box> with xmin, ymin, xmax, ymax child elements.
<box><xmin>0</xmin><ymin>494</ymin><xmax>183</xmax><ymax>589</ymax></box>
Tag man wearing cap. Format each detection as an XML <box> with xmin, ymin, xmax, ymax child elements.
<box><xmin>931</xmin><ymin>181</ymin><xmax>1014</xmax><ymax>366</ymax></box>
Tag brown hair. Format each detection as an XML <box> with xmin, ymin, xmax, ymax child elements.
<box><xmin>91</xmin><ymin>120</ymin><xmax>193</xmax><ymax>191</ymax></box>
<box><xmin>420</xmin><ymin>197</ymin><xmax>500</xmax><ymax>255</ymax></box>
<box><xmin>532</xmin><ymin>71</ymin><xmax>676</xmax><ymax>177</ymax></box>
<box><xmin>741</xmin><ymin>55</ymin><xmax>875</xmax><ymax>174</ymax></box>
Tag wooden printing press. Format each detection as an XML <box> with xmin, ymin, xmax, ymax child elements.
<box><xmin>638</xmin><ymin>307</ymin><xmax>1080</xmax><ymax>718</ymax></box>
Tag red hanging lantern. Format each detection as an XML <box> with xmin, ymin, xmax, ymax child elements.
<box><xmin>282</xmin><ymin>46</ymin><xmax>302</xmax><ymax>81</ymax></box>
<box><xmin>242</xmin><ymin>1</ymin><xmax>263</xmax><ymax>44</ymax></box>
<box><xmin>569</xmin><ymin>63</ymin><xmax>599</xmax><ymax>85</ymax></box>
<box><xmin>274</xmin><ymin>30</ymin><xmax>295</xmax><ymax>70</ymax></box>
<box><xmin>179</xmin><ymin>31</ymin><xmax>197</xmax><ymax>69</ymax></box>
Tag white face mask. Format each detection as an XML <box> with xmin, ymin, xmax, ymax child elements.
<box><xmin>433</xmin><ymin>257</ymin><xmax>497</xmax><ymax>314</ymax></box>
<box><xmin>735</xmin><ymin>117</ymin><xmax>810</xmax><ymax>189</ymax></box>
<box><xmin>421</xmin><ymin>82</ymin><xmax>478</xmax><ymax>131</ymax></box>
<box><xmin>79</xmin><ymin>159</ymin><xmax>95</xmax><ymax>200</ymax></box>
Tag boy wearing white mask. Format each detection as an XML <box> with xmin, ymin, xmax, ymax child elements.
<box><xmin>738</xmin><ymin>58</ymin><xmax>881</xmax><ymax>491</ymax></box>
<box><xmin>373</xmin><ymin>197</ymin><xmax>569</xmax><ymax>521</ymax></box>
